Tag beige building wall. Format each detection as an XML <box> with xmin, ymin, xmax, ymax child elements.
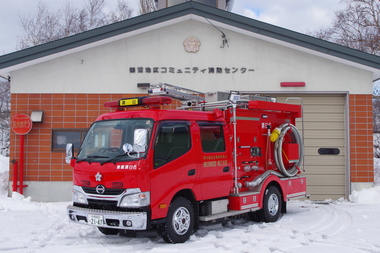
<box><xmin>11</xmin><ymin>20</ymin><xmax>373</xmax><ymax>95</ymax></box>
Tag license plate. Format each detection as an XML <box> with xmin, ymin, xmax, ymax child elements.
<box><xmin>88</xmin><ymin>214</ymin><xmax>103</xmax><ymax>226</ymax></box>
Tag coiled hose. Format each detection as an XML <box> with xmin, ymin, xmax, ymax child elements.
<box><xmin>273</xmin><ymin>123</ymin><xmax>304</xmax><ymax>177</ymax></box>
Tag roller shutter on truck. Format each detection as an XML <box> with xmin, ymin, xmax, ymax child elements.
<box><xmin>267</xmin><ymin>94</ymin><xmax>346</xmax><ymax>200</ymax></box>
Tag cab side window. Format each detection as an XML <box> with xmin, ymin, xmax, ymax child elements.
<box><xmin>199</xmin><ymin>124</ymin><xmax>225</xmax><ymax>152</ymax></box>
<box><xmin>154</xmin><ymin>122</ymin><xmax>191</xmax><ymax>168</ymax></box>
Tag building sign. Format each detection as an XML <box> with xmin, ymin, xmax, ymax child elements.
<box><xmin>129</xmin><ymin>67</ymin><xmax>254</xmax><ymax>74</ymax></box>
<box><xmin>184</xmin><ymin>36</ymin><xmax>201</xmax><ymax>53</ymax></box>
<box><xmin>11</xmin><ymin>114</ymin><xmax>33</xmax><ymax>135</ymax></box>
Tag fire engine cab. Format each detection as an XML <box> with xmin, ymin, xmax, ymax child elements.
<box><xmin>66</xmin><ymin>84</ymin><xmax>306</xmax><ymax>243</ymax></box>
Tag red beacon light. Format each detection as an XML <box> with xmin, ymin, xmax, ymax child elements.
<box><xmin>104</xmin><ymin>96</ymin><xmax>172</xmax><ymax>109</ymax></box>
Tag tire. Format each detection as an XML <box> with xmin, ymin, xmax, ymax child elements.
<box><xmin>248</xmin><ymin>210</ymin><xmax>262</xmax><ymax>222</ymax></box>
<box><xmin>98</xmin><ymin>227</ymin><xmax>120</xmax><ymax>235</ymax></box>
<box><xmin>249</xmin><ymin>186</ymin><xmax>282</xmax><ymax>223</ymax></box>
<box><xmin>159</xmin><ymin>197</ymin><xmax>194</xmax><ymax>243</ymax></box>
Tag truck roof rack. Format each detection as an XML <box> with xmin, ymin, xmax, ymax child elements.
<box><xmin>146</xmin><ymin>83</ymin><xmax>299</xmax><ymax>115</ymax></box>
<box><xmin>147</xmin><ymin>84</ymin><xmax>273</xmax><ymax>110</ymax></box>
<box><xmin>148</xmin><ymin>83</ymin><xmax>205</xmax><ymax>106</ymax></box>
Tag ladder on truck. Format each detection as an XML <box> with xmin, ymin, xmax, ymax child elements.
<box><xmin>147</xmin><ymin>84</ymin><xmax>271</xmax><ymax>110</ymax></box>
<box><xmin>147</xmin><ymin>83</ymin><xmax>243</xmax><ymax>109</ymax></box>
<box><xmin>148</xmin><ymin>83</ymin><xmax>205</xmax><ymax>106</ymax></box>
<box><xmin>147</xmin><ymin>85</ymin><xmax>301</xmax><ymax>125</ymax></box>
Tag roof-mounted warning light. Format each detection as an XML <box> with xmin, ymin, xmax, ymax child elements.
<box><xmin>104</xmin><ymin>96</ymin><xmax>172</xmax><ymax>109</ymax></box>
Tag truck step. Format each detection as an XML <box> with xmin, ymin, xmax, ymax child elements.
<box><xmin>199</xmin><ymin>208</ymin><xmax>259</xmax><ymax>222</ymax></box>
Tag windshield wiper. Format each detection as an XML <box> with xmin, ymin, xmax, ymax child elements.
<box><xmin>100</xmin><ymin>153</ymin><xmax>136</xmax><ymax>165</ymax></box>
<box><xmin>76</xmin><ymin>155</ymin><xmax>109</xmax><ymax>163</ymax></box>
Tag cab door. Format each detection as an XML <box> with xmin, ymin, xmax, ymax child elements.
<box><xmin>148</xmin><ymin>121</ymin><xmax>200</xmax><ymax>219</ymax></box>
<box><xmin>197</xmin><ymin>123</ymin><xmax>233</xmax><ymax>200</ymax></box>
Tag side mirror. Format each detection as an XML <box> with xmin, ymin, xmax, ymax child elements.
<box><xmin>65</xmin><ymin>143</ymin><xmax>74</xmax><ymax>164</ymax></box>
<box><xmin>133</xmin><ymin>129</ymin><xmax>148</xmax><ymax>153</ymax></box>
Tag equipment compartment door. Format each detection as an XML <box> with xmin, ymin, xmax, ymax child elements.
<box><xmin>198</xmin><ymin>123</ymin><xmax>233</xmax><ymax>200</ymax></box>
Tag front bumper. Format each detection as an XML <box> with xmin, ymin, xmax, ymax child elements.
<box><xmin>67</xmin><ymin>205</ymin><xmax>147</xmax><ymax>230</ymax></box>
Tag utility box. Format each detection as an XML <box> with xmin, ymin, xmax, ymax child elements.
<box><xmin>200</xmin><ymin>199</ymin><xmax>229</xmax><ymax>216</ymax></box>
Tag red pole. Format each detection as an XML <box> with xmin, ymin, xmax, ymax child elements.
<box><xmin>19</xmin><ymin>134</ymin><xmax>24</xmax><ymax>195</ymax></box>
<box><xmin>12</xmin><ymin>160</ymin><xmax>18</xmax><ymax>192</ymax></box>
<box><xmin>11</xmin><ymin>114</ymin><xmax>32</xmax><ymax>195</ymax></box>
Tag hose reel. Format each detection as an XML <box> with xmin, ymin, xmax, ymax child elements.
<box><xmin>271</xmin><ymin>123</ymin><xmax>304</xmax><ymax>177</ymax></box>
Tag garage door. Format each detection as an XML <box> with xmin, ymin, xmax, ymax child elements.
<box><xmin>266</xmin><ymin>94</ymin><xmax>347</xmax><ymax>200</ymax></box>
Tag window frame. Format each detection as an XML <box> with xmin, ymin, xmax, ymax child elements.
<box><xmin>198</xmin><ymin>122</ymin><xmax>226</xmax><ymax>153</ymax></box>
<box><xmin>51</xmin><ymin>128</ymin><xmax>88</xmax><ymax>152</ymax></box>
<box><xmin>153</xmin><ymin>121</ymin><xmax>191</xmax><ymax>168</ymax></box>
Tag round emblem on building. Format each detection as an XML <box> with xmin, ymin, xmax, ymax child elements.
<box><xmin>184</xmin><ymin>36</ymin><xmax>201</xmax><ymax>53</ymax></box>
<box><xmin>95</xmin><ymin>184</ymin><xmax>106</xmax><ymax>194</ymax></box>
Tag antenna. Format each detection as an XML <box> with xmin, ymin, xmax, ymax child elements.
<box><xmin>185</xmin><ymin>0</ymin><xmax>229</xmax><ymax>48</ymax></box>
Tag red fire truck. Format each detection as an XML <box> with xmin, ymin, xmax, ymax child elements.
<box><xmin>66</xmin><ymin>84</ymin><xmax>306</xmax><ymax>243</ymax></box>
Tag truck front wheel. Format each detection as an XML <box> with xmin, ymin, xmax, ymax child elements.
<box><xmin>249</xmin><ymin>185</ymin><xmax>282</xmax><ymax>223</ymax></box>
<box><xmin>159</xmin><ymin>197</ymin><xmax>194</xmax><ymax>243</ymax></box>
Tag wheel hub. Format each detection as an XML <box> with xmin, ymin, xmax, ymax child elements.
<box><xmin>268</xmin><ymin>193</ymin><xmax>279</xmax><ymax>216</ymax></box>
<box><xmin>172</xmin><ymin>207</ymin><xmax>190</xmax><ymax>235</ymax></box>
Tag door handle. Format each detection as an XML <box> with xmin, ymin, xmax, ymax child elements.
<box><xmin>188</xmin><ymin>169</ymin><xmax>196</xmax><ymax>176</ymax></box>
<box><xmin>223</xmin><ymin>166</ymin><xmax>230</xmax><ymax>172</ymax></box>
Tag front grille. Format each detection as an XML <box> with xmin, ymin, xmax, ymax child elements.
<box><xmin>82</xmin><ymin>187</ymin><xmax>126</xmax><ymax>195</ymax></box>
<box><xmin>87</xmin><ymin>199</ymin><xmax>118</xmax><ymax>211</ymax></box>
<box><xmin>73</xmin><ymin>202</ymin><xmax>149</xmax><ymax>213</ymax></box>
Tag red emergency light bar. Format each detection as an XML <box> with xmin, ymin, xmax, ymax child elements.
<box><xmin>104</xmin><ymin>96</ymin><xmax>172</xmax><ymax>109</ymax></box>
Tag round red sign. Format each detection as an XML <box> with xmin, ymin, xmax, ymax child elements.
<box><xmin>11</xmin><ymin>114</ymin><xmax>33</xmax><ymax>135</ymax></box>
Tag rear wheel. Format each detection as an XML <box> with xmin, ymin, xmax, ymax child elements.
<box><xmin>98</xmin><ymin>227</ymin><xmax>120</xmax><ymax>235</ymax></box>
<box><xmin>159</xmin><ymin>197</ymin><xmax>194</xmax><ymax>243</ymax></box>
<box><xmin>249</xmin><ymin>186</ymin><xmax>282</xmax><ymax>222</ymax></box>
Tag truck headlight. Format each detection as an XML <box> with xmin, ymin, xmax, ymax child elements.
<box><xmin>72</xmin><ymin>188</ymin><xmax>88</xmax><ymax>204</ymax></box>
<box><xmin>120</xmin><ymin>191</ymin><xmax>150</xmax><ymax>207</ymax></box>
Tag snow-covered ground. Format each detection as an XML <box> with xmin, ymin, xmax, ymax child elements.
<box><xmin>1</xmin><ymin>155</ymin><xmax>380</xmax><ymax>253</ymax></box>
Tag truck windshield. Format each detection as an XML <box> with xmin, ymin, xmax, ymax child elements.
<box><xmin>77</xmin><ymin>119</ymin><xmax>153</xmax><ymax>162</ymax></box>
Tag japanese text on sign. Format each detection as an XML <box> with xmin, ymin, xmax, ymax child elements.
<box><xmin>11</xmin><ymin>114</ymin><xmax>33</xmax><ymax>135</ymax></box>
<box><xmin>129</xmin><ymin>67</ymin><xmax>254</xmax><ymax>74</ymax></box>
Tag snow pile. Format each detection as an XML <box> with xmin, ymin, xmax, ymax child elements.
<box><xmin>347</xmin><ymin>157</ymin><xmax>380</xmax><ymax>204</ymax></box>
<box><xmin>0</xmin><ymin>155</ymin><xmax>9</xmax><ymax>196</ymax></box>
<box><xmin>349</xmin><ymin>185</ymin><xmax>380</xmax><ymax>204</ymax></box>
<box><xmin>11</xmin><ymin>191</ymin><xmax>31</xmax><ymax>201</ymax></box>
<box><xmin>375</xmin><ymin>158</ymin><xmax>380</xmax><ymax>185</ymax></box>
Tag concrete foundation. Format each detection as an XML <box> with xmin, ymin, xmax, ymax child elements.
<box><xmin>9</xmin><ymin>181</ymin><xmax>72</xmax><ymax>202</ymax></box>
